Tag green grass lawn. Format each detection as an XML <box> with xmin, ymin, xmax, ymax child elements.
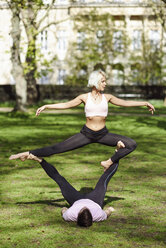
<box><xmin>0</xmin><ymin>102</ymin><xmax>166</xmax><ymax>248</ymax></box>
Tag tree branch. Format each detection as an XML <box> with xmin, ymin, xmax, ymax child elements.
<box><xmin>36</xmin><ymin>0</ymin><xmax>56</xmax><ymax>29</ymax></box>
<box><xmin>19</xmin><ymin>9</ymin><xmax>29</xmax><ymax>37</ymax></box>
<box><xmin>37</xmin><ymin>17</ymin><xmax>70</xmax><ymax>34</ymax></box>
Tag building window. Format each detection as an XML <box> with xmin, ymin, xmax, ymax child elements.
<box><xmin>78</xmin><ymin>68</ymin><xmax>87</xmax><ymax>77</ymax></box>
<box><xmin>149</xmin><ymin>64</ymin><xmax>161</xmax><ymax>85</ymax></box>
<box><xmin>78</xmin><ymin>65</ymin><xmax>87</xmax><ymax>77</ymax></box>
<box><xmin>149</xmin><ymin>30</ymin><xmax>160</xmax><ymax>50</ymax></box>
<box><xmin>96</xmin><ymin>30</ymin><xmax>104</xmax><ymax>52</ymax></box>
<box><xmin>96</xmin><ymin>30</ymin><xmax>104</xmax><ymax>38</ymax></box>
<box><xmin>112</xmin><ymin>64</ymin><xmax>124</xmax><ymax>85</ymax></box>
<box><xmin>43</xmin><ymin>0</ymin><xmax>51</xmax><ymax>4</ymax></box>
<box><xmin>56</xmin><ymin>0</ymin><xmax>68</xmax><ymax>3</ymax></box>
<box><xmin>113</xmin><ymin>0</ymin><xmax>125</xmax><ymax>3</ymax></box>
<box><xmin>57</xmin><ymin>30</ymin><xmax>67</xmax><ymax>51</ymax></box>
<box><xmin>131</xmin><ymin>64</ymin><xmax>141</xmax><ymax>85</ymax></box>
<box><xmin>113</xmin><ymin>31</ymin><xmax>124</xmax><ymax>52</ymax></box>
<box><xmin>132</xmin><ymin>30</ymin><xmax>142</xmax><ymax>50</ymax></box>
<box><xmin>77</xmin><ymin>67</ymin><xmax>87</xmax><ymax>84</ymax></box>
<box><xmin>95</xmin><ymin>0</ymin><xmax>104</xmax><ymax>2</ymax></box>
<box><xmin>57</xmin><ymin>69</ymin><xmax>66</xmax><ymax>85</ymax></box>
<box><xmin>77</xmin><ymin>31</ymin><xmax>85</xmax><ymax>50</ymax></box>
<box><xmin>149</xmin><ymin>74</ymin><xmax>160</xmax><ymax>85</ymax></box>
<box><xmin>40</xmin><ymin>30</ymin><xmax>48</xmax><ymax>51</ymax></box>
<box><xmin>40</xmin><ymin>75</ymin><xmax>49</xmax><ymax>84</ymax></box>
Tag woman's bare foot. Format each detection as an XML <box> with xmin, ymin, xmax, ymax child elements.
<box><xmin>101</xmin><ymin>141</ymin><xmax>125</xmax><ymax>171</ymax></box>
<box><xmin>9</xmin><ymin>152</ymin><xmax>29</xmax><ymax>161</ymax></box>
<box><xmin>9</xmin><ymin>152</ymin><xmax>42</xmax><ymax>163</ymax></box>
<box><xmin>115</xmin><ymin>140</ymin><xmax>125</xmax><ymax>152</ymax></box>
<box><xmin>101</xmin><ymin>159</ymin><xmax>113</xmax><ymax>171</ymax></box>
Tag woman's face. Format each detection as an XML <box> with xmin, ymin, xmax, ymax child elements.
<box><xmin>98</xmin><ymin>76</ymin><xmax>107</xmax><ymax>91</ymax></box>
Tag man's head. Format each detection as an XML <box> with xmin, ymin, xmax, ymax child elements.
<box><xmin>77</xmin><ymin>207</ymin><xmax>93</xmax><ymax>227</ymax></box>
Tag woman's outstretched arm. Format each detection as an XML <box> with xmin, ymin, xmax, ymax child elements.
<box><xmin>36</xmin><ymin>94</ymin><xmax>86</xmax><ymax>116</ymax></box>
<box><xmin>107</xmin><ymin>94</ymin><xmax>155</xmax><ymax>115</ymax></box>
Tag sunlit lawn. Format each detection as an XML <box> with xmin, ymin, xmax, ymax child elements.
<box><xmin>0</xmin><ymin>102</ymin><xmax>165</xmax><ymax>248</ymax></box>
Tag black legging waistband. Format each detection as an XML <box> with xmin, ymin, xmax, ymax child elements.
<box><xmin>80</xmin><ymin>125</ymin><xmax>108</xmax><ymax>141</ymax></box>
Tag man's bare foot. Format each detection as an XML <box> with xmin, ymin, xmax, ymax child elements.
<box><xmin>9</xmin><ymin>152</ymin><xmax>29</xmax><ymax>161</ymax></box>
<box><xmin>27</xmin><ymin>154</ymin><xmax>42</xmax><ymax>163</ymax></box>
<box><xmin>115</xmin><ymin>140</ymin><xmax>125</xmax><ymax>152</ymax></box>
<box><xmin>101</xmin><ymin>159</ymin><xmax>113</xmax><ymax>171</ymax></box>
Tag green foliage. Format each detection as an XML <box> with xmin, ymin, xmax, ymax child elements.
<box><xmin>65</xmin><ymin>74</ymin><xmax>87</xmax><ymax>86</ymax></box>
<box><xmin>66</xmin><ymin>11</ymin><xmax>114</xmax><ymax>85</ymax></box>
<box><xmin>67</xmin><ymin>7</ymin><xmax>165</xmax><ymax>86</ymax></box>
<box><xmin>149</xmin><ymin>0</ymin><xmax>166</xmax><ymax>30</ymax></box>
<box><xmin>0</xmin><ymin>104</ymin><xmax>166</xmax><ymax>247</ymax></box>
<box><xmin>129</xmin><ymin>42</ymin><xmax>165</xmax><ymax>85</ymax></box>
<box><xmin>23</xmin><ymin>43</ymin><xmax>57</xmax><ymax>79</ymax></box>
<box><xmin>66</xmin><ymin>10</ymin><xmax>131</xmax><ymax>86</ymax></box>
<box><xmin>10</xmin><ymin>0</ymin><xmax>45</xmax><ymax>8</ymax></box>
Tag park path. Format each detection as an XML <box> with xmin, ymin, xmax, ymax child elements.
<box><xmin>0</xmin><ymin>107</ymin><xmax>165</xmax><ymax>117</ymax></box>
<box><xmin>0</xmin><ymin>107</ymin><xmax>13</xmax><ymax>112</ymax></box>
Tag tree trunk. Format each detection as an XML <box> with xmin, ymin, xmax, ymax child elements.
<box><xmin>25</xmin><ymin>39</ymin><xmax>38</xmax><ymax>105</ymax></box>
<box><xmin>164</xmin><ymin>89</ymin><xmax>166</xmax><ymax>106</ymax></box>
<box><xmin>10</xmin><ymin>4</ymin><xmax>27</xmax><ymax>111</ymax></box>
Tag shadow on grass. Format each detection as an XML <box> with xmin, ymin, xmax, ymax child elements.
<box><xmin>16</xmin><ymin>198</ymin><xmax>68</xmax><ymax>208</ymax></box>
<box><xmin>16</xmin><ymin>192</ymin><xmax>124</xmax><ymax>209</ymax></box>
<box><xmin>103</xmin><ymin>196</ymin><xmax>125</xmax><ymax>206</ymax></box>
<box><xmin>157</xmin><ymin>120</ymin><xmax>166</xmax><ymax>130</ymax></box>
<box><xmin>15</xmin><ymin>179</ymin><xmax>125</xmax><ymax>207</ymax></box>
<box><xmin>135</xmin><ymin>115</ymin><xmax>166</xmax><ymax>131</ymax></box>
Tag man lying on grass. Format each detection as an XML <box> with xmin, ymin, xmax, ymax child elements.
<box><xmin>10</xmin><ymin>153</ymin><xmax>118</xmax><ymax>227</ymax></box>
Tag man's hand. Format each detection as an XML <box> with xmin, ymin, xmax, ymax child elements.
<box><xmin>104</xmin><ymin>206</ymin><xmax>115</xmax><ymax>217</ymax></box>
<box><xmin>61</xmin><ymin>207</ymin><xmax>68</xmax><ymax>215</ymax></box>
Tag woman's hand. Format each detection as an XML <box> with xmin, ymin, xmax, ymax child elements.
<box><xmin>35</xmin><ymin>95</ymin><xmax>84</xmax><ymax>116</ymax></box>
<box><xmin>146</xmin><ymin>102</ymin><xmax>155</xmax><ymax>115</ymax></box>
<box><xmin>109</xmin><ymin>94</ymin><xmax>155</xmax><ymax>114</ymax></box>
<box><xmin>36</xmin><ymin>105</ymin><xmax>46</xmax><ymax>116</ymax></box>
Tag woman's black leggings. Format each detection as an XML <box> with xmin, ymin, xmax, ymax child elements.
<box><xmin>31</xmin><ymin>125</ymin><xmax>137</xmax><ymax>163</ymax></box>
<box><xmin>40</xmin><ymin>159</ymin><xmax>119</xmax><ymax>207</ymax></box>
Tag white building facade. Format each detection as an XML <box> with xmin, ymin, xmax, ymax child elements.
<box><xmin>0</xmin><ymin>0</ymin><xmax>165</xmax><ymax>85</ymax></box>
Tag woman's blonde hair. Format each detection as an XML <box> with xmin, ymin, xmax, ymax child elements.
<box><xmin>87</xmin><ymin>70</ymin><xmax>106</xmax><ymax>89</ymax></box>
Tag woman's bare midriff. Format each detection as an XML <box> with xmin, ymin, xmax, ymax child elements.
<box><xmin>85</xmin><ymin>116</ymin><xmax>106</xmax><ymax>131</ymax></box>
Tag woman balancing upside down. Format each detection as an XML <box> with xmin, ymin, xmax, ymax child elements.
<box><xmin>9</xmin><ymin>70</ymin><xmax>155</xmax><ymax>170</ymax></box>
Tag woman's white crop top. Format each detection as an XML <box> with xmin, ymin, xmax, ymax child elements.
<box><xmin>85</xmin><ymin>93</ymin><xmax>108</xmax><ymax>117</ymax></box>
